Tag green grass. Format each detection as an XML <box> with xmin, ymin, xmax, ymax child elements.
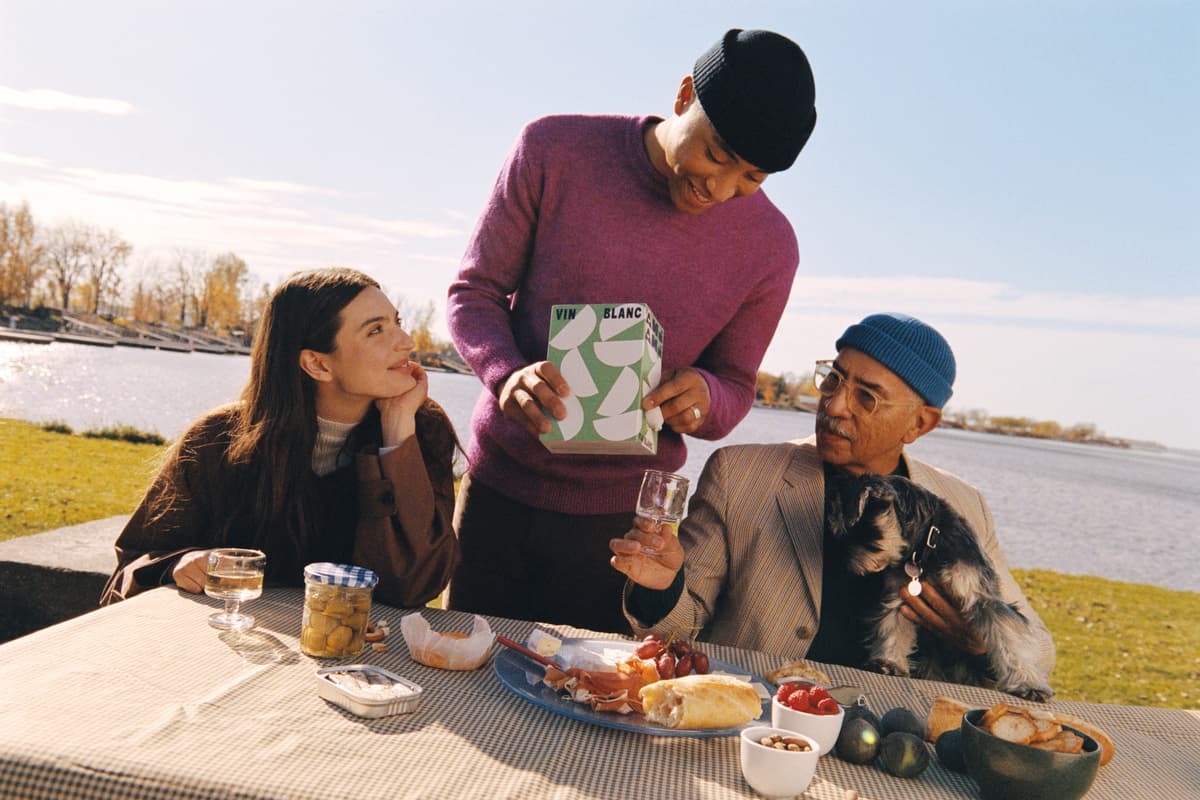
<box><xmin>1</xmin><ymin>418</ymin><xmax>163</xmax><ymax>540</ymax></box>
<box><xmin>2</xmin><ymin>417</ymin><xmax>1196</xmax><ymax>709</ymax></box>
<box><xmin>80</xmin><ymin>425</ymin><xmax>166</xmax><ymax>445</ymax></box>
<box><xmin>1015</xmin><ymin>569</ymin><xmax>1198</xmax><ymax>709</ymax></box>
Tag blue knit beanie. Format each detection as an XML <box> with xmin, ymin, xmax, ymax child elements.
<box><xmin>835</xmin><ymin>313</ymin><xmax>956</xmax><ymax>408</ymax></box>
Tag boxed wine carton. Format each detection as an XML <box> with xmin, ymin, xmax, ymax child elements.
<box><xmin>540</xmin><ymin>302</ymin><xmax>664</xmax><ymax>455</ymax></box>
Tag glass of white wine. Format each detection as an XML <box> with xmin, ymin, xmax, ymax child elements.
<box><xmin>636</xmin><ymin>469</ymin><xmax>689</xmax><ymax>554</ymax></box>
<box><xmin>204</xmin><ymin>548</ymin><xmax>266</xmax><ymax>631</ymax></box>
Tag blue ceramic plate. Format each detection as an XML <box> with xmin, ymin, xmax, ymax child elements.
<box><xmin>494</xmin><ymin>638</ymin><xmax>770</xmax><ymax>738</ymax></box>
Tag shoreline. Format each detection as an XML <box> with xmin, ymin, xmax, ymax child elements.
<box><xmin>749</xmin><ymin>399</ymin><xmax>1168</xmax><ymax>452</ymax></box>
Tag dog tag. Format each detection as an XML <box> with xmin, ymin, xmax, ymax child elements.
<box><xmin>904</xmin><ymin>562</ymin><xmax>923</xmax><ymax>596</ymax></box>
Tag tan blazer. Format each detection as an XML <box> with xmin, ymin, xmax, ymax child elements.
<box><xmin>624</xmin><ymin>437</ymin><xmax>1055</xmax><ymax>679</ymax></box>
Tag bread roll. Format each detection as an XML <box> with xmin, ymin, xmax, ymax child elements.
<box><xmin>639</xmin><ymin>674</ymin><xmax>763</xmax><ymax>730</ymax></box>
<box><xmin>764</xmin><ymin>660</ymin><xmax>833</xmax><ymax>687</ymax></box>
<box><xmin>927</xmin><ymin>696</ymin><xmax>974</xmax><ymax>742</ymax></box>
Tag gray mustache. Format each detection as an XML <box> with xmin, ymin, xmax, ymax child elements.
<box><xmin>816</xmin><ymin>413</ymin><xmax>855</xmax><ymax>443</ymax></box>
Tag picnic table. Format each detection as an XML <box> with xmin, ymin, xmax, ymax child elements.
<box><xmin>0</xmin><ymin>587</ymin><xmax>1196</xmax><ymax>799</ymax></box>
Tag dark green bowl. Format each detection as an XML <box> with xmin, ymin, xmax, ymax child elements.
<box><xmin>961</xmin><ymin>708</ymin><xmax>1101</xmax><ymax>800</ymax></box>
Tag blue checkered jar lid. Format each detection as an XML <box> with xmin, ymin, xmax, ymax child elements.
<box><xmin>303</xmin><ymin>562</ymin><xmax>379</xmax><ymax>588</ymax></box>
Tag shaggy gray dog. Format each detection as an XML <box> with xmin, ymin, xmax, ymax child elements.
<box><xmin>827</xmin><ymin>473</ymin><xmax>1054</xmax><ymax>702</ymax></box>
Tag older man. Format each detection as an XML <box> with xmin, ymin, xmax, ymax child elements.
<box><xmin>610</xmin><ymin>313</ymin><xmax>1055</xmax><ymax>686</ymax></box>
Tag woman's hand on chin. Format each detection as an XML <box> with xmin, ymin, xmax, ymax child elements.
<box><xmin>377</xmin><ymin>363</ymin><xmax>429</xmax><ymax>446</ymax></box>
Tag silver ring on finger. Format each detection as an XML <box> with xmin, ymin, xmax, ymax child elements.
<box><xmin>691</xmin><ymin>406</ymin><xmax>701</xmax><ymax>421</ymax></box>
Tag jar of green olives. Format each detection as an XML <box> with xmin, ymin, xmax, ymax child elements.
<box><xmin>301</xmin><ymin>563</ymin><xmax>379</xmax><ymax>659</ymax></box>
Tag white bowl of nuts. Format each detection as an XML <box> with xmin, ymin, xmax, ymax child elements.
<box><xmin>739</xmin><ymin>726</ymin><xmax>820</xmax><ymax>798</ymax></box>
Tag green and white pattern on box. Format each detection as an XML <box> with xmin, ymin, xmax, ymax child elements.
<box><xmin>541</xmin><ymin>303</ymin><xmax>663</xmax><ymax>454</ymax></box>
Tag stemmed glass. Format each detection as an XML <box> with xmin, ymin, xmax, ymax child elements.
<box><xmin>204</xmin><ymin>548</ymin><xmax>266</xmax><ymax>631</ymax></box>
<box><xmin>636</xmin><ymin>469</ymin><xmax>689</xmax><ymax>554</ymax></box>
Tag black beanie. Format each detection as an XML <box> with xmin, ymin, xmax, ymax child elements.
<box><xmin>693</xmin><ymin>29</ymin><xmax>817</xmax><ymax>173</ymax></box>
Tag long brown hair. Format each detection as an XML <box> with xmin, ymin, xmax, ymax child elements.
<box><xmin>150</xmin><ymin>267</ymin><xmax>459</xmax><ymax>559</ymax></box>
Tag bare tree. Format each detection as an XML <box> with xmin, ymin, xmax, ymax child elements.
<box><xmin>168</xmin><ymin>248</ymin><xmax>207</xmax><ymax>325</ymax></box>
<box><xmin>239</xmin><ymin>280</ymin><xmax>272</xmax><ymax>344</ymax></box>
<box><xmin>42</xmin><ymin>221</ymin><xmax>90</xmax><ymax>310</ymax></box>
<box><xmin>0</xmin><ymin>203</ymin><xmax>46</xmax><ymax>307</ymax></box>
<box><xmin>83</xmin><ymin>228</ymin><xmax>133</xmax><ymax>315</ymax></box>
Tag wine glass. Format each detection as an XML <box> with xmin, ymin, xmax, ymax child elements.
<box><xmin>204</xmin><ymin>548</ymin><xmax>266</xmax><ymax>631</ymax></box>
<box><xmin>636</xmin><ymin>470</ymin><xmax>689</xmax><ymax>554</ymax></box>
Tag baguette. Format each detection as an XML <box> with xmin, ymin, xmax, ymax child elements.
<box><xmin>639</xmin><ymin>674</ymin><xmax>763</xmax><ymax>730</ymax></box>
<box><xmin>977</xmin><ymin>701</ymin><xmax>1013</xmax><ymax>734</ymax></box>
<box><xmin>1027</xmin><ymin>714</ymin><xmax>1065</xmax><ymax>743</ymax></box>
<box><xmin>991</xmin><ymin>711</ymin><xmax>1039</xmax><ymax>744</ymax></box>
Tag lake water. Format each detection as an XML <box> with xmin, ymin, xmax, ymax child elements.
<box><xmin>3</xmin><ymin>341</ymin><xmax>1198</xmax><ymax>593</ymax></box>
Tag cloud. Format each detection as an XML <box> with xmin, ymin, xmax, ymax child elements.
<box><xmin>224</xmin><ymin>177</ymin><xmax>340</xmax><ymax>196</ymax></box>
<box><xmin>0</xmin><ymin>151</ymin><xmax>50</xmax><ymax>168</ymax></box>
<box><xmin>784</xmin><ymin>276</ymin><xmax>1199</xmax><ymax>335</ymax></box>
<box><xmin>0</xmin><ymin>86</ymin><xmax>134</xmax><ymax>115</ymax></box>
<box><xmin>1</xmin><ymin>154</ymin><xmax>465</xmax><ymax>247</ymax></box>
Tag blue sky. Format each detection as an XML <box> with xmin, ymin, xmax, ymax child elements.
<box><xmin>2</xmin><ymin>1</ymin><xmax>1197</xmax><ymax>448</ymax></box>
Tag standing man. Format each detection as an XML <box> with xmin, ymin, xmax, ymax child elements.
<box><xmin>447</xmin><ymin>29</ymin><xmax>818</xmax><ymax>632</ymax></box>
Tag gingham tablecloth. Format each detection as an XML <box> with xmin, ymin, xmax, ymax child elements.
<box><xmin>0</xmin><ymin>588</ymin><xmax>1196</xmax><ymax>799</ymax></box>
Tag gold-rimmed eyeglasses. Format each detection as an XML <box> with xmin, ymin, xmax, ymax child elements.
<box><xmin>813</xmin><ymin>360</ymin><xmax>921</xmax><ymax>416</ymax></box>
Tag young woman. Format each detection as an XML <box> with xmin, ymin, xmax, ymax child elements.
<box><xmin>101</xmin><ymin>267</ymin><xmax>460</xmax><ymax>608</ymax></box>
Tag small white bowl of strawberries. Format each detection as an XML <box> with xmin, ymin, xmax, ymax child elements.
<box><xmin>771</xmin><ymin>680</ymin><xmax>845</xmax><ymax>756</ymax></box>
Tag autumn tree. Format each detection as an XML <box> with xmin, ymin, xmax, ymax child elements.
<box><xmin>125</xmin><ymin>256</ymin><xmax>174</xmax><ymax>323</ymax></box>
<box><xmin>791</xmin><ymin>371</ymin><xmax>819</xmax><ymax>398</ymax></box>
<box><xmin>0</xmin><ymin>202</ymin><xmax>45</xmax><ymax>307</ymax></box>
<box><xmin>82</xmin><ymin>227</ymin><xmax>132</xmax><ymax>314</ymax></box>
<box><xmin>1064</xmin><ymin>423</ymin><xmax>1098</xmax><ymax>442</ymax></box>
<box><xmin>200</xmin><ymin>252</ymin><xmax>249</xmax><ymax>332</ymax></box>
<box><xmin>1030</xmin><ymin>420</ymin><xmax>1063</xmax><ymax>439</ymax></box>
<box><xmin>394</xmin><ymin>296</ymin><xmax>438</xmax><ymax>354</ymax></box>
<box><xmin>756</xmin><ymin>370</ymin><xmax>778</xmax><ymax>406</ymax></box>
<box><xmin>42</xmin><ymin>221</ymin><xmax>90</xmax><ymax>310</ymax></box>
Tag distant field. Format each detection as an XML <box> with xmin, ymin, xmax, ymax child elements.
<box><xmin>1</xmin><ymin>417</ymin><xmax>1196</xmax><ymax>709</ymax></box>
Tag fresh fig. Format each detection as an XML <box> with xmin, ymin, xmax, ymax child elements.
<box><xmin>834</xmin><ymin>717</ymin><xmax>880</xmax><ymax>764</ymax></box>
<box><xmin>879</xmin><ymin>731</ymin><xmax>930</xmax><ymax>778</ymax></box>
<box><xmin>842</xmin><ymin>698</ymin><xmax>882</xmax><ymax>733</ymax></box>
<box><xmin>935</xmin><ymin>729</ymin><xmax>966</xmax><ymax>773</ymax></box>
<box><xmin>880</xmin><ymin>706</ymin><xmax>928</xmax><ymax>740</ymax></box>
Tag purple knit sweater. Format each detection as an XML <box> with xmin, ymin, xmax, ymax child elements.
<box><xmin>447</xmin><ymin>115</ymin><xmax>799</xmax><ymax>514</ymax></box>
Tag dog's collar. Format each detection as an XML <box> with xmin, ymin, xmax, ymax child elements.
<box><xmin>904</xmin><ymin>525</ymin><xmax>940</xmax><ymax>597</ymax></box>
